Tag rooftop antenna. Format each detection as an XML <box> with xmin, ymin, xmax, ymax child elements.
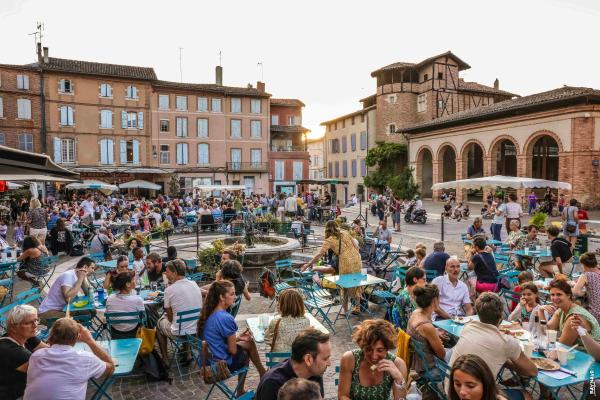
<box><xmin>257</xmin><ymin>61</ymin><xmax>263</xmax><ymax>81</ymax></box>
<box><xmin>178</xmin><ymin>47</ymin><xmax>183</xmax><ymax>82</ymax></box>
<box><xmin>28</xmin><ymin>21</ymin><xmax>44</xmax><ymax>55</ymax></box>
<box><xmin>218</xmin><ymin>51</ymin><xmax>222</xmax><ymax>66</ymax></box>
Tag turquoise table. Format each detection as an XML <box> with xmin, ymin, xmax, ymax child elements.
<box><xmin>96</xmin><ymin>260</ymin><xmax>134</xmax><ymax>271</ymax></box>
<box><xmin>75</xmin><ymin>338</ymin><xmax>141</xmax><ymax>400</ymax></box>
<box><xmin>63</xmin><ymin>295</ymin><xmax>97</xmax><ymax>312</ymax></box>
<box><xmin>464</xmin><ymin>239</ymin><xmax>504</xmax><ymax>246</ymax></box>
<box><xmin>433</xmin><ymin>315</ymin><xmax>513</xmax><ymax>337</ymax></box>
<box><xmin>513</xmin><ymin>249</ymin><xmax>552</xmax><ymax>258</ymax></box>
<box><xmin>246</xmin><ymin>312</ymin><xmax>329</xmax><ymax>343</ymax></box>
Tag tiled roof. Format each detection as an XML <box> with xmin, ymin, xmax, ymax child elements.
<box><xmin>320</xmin><ymin>105</ymin><xmax>376</xmax><ymax>126</ymax></box>
<box><xmin>0</xmin><ymin>63</ymin><xmax>39</xmax><ymax>71</ymax></box>
<box><xmin>271</xmin><ymin>98</ymin><xmax>305</xmax><ymax>107</ymax></box>
<box><xmin>371</xmin><ymin>51</ymin><xmax>471</xmax><ymax>76</ymax></box>
<box><xmin>152</xmin><ymin>80</ymin><xmax>271</xmax><ymax>98</ymax></box>
<box><xmin>400</xmin><ymin>86</ymin><xmax>600</xmax><ymax>134</ymax></box>
<box><xmin>270</xmin><ymin>125</ymin><xmax>310</xmax><ymax>133</ymax></box>
<box><xmin>458</xmin><ymin>79</ymin><xmax>517</xmax><ymax>98</ymax></box>
<box><xmin>31</xmin><ymin>57</ymin><xmax>157</xmax><ymax>80</ymax></box>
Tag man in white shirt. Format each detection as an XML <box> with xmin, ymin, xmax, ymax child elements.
<box><xmin>89</xmin><ymin>227</ymin><xmax>113</xmax><ymax>255</ymax></box>
<box><xmin>24</xmin><ymin>318</ymin><xmax>114</xmax><ymax>400</ymax></box>
<box><xmin>284</xmin><ymin>194</ymin><xmax>298</xmax><ymax>219</ymax></box>
<box><xmin>157</xmin><ymin>259</ymin><xmax>203</xmax><ymax>363</ymax></box>
<box><xmin>431</xmin><ymin>258</ymin><xmax>473</xmax><ymax>319</ymax></box>
<box><xmin>38</xmin><ymin>257</ymin><xmax>95</xmax><ymax>325</ymax></box>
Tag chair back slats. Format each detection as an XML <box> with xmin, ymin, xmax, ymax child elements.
<box><xmin>265</xmin><ymin>352</ymin><xmax>290</xmax><ymax>368</ymax></box>
<box><xmin>176</xmin><ymin>308</ymin><xmax>201</xmax><ymax>334</ymax></box>
<box><xmin>105</xmin><ymin>311</ymin><xmax>146</xmax><ymax>327</ymax></box>
<box><xmin>229</xmin><ymin>295</ymin><xmax>243</xmax><ymax>317</ymax></box>
<box><xmin>187</xmin><ymin>272</ymin><xmax>204</xmax><ymax>283</ymax></box>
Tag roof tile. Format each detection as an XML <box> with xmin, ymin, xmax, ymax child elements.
<box><xmin>32</xmin><ymin>57</ymin><xmax>157</xmax><ymax>80</ymax></box>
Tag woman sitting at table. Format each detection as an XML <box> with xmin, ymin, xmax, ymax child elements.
<box><xmin>16</xmin><ymin>236</ymin><xmax>49</xmax><ymax>284</ymax></box>
<box><xmin>105</xmin><ymin>271</ymin><xmax>145</xmax><ymax>339</ymax></box>
<box><xmin>264</xmin><ymin>289</ymin><xmax>310</xmax><ymax>353</ymax></box>
<box><xmin>127</xmin><ymin>238</ymin><xmax>146</xmax><ymax>263</ymax></box>
<box><xmin>103</xmin><ymin>255</ymin><xmax>130</xmax><ymax>291</ymax></box>
<box><xmin>198</xmin><ymin>280</ymin><xmax>266</xmax><ymax>397</ymax></box>
<box><xmin>48</xmin><ymin>218</ymin><xmax>73</xmax><ymax>256</ymax></box>
<box><xmin>302</xmin><ymin>220</ymin><xmax>362</xmax><ymax>316</ymax></box>
<box><xmin>391</xmin><ymin>267</ymin><xmax>426</xmax><ymax>331</ymax></box>
<box><xmin>507</xmin><ymin>283</ymin><xmax>546</xmax><ymax>331</ymax></box>
<box><xmin>448</xmin><ymin>354</ymin><xmax>510</xmax><ymax>400</ymax></box>
<box><xmin>573</xmin><ymin>252</ymin><xmax>600</xmax><ymax>323</ymax></box>
<box><xmin>338</xmin><ymin>319</ymin><xmax>408</xmax><ymax>400</ymax></box>
<box><xmin>407</xmin><ymin>284</ymin><xmax>451</xmax><ymax>377</ymax></box>
<box><xmin>468</xmin><ymin>237</ymin><xmax>499</xmax><ymax>294</ymax></box>
<box><xmin>219</xmin><ymin>260</ymin><xmax>251</xmax><ymax>301</ymax></box>
<box><xmin>538</xmin><ymin>277</ymin><xmax>600</xmax><ymax>347</ymax></box>
<box><xmin>506</xmin><ymin>220</ymin><xmax>525</xmax><ymax>268</ymax></box>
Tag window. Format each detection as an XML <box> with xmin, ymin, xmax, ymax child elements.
<box><xmin>160</xmin><ymin>119</ymin><xmax>169</xmax><ymax>133</ymax></box>
<box><xmin>351</xmin><ymin>133</ymin><xmax>356</xmax><ymax>151</ymax></box>
<box><xmin>388</xmin><ymin>124</ymin><xmax>396</xmax><ymax>135</ymax></box>
<box><xmin>275</xmin><ymin>160</ymin><xmax>285</xmax><ymax>180</ymax></box>
<box><xmin>176</xmin><ymin>117</ymin><xmax>188</xmax><ymax>137</ymax></box>
<box><xmin>341</xmin><ymin>136</ymin><xmax>347</xmax><ymax>153</ymax></box>
<box><xmin>335</xmin><ymin>161</ymin><xmax>339</xmax><ymax>178</ymax></box>
<box><xmin>417</xmin><ymin>94</ymin><xmax>427</xmax><ymax>113</ymax></box>
<box><xmin>423</xmin><ymin>73</ymin><xmax>429</xmax><ymax>82</ymax></box>
<box><xmin>271</xmin><ymin>114</ymin><xmax>279</xmax><ymax>125</ymax></box>
<box><xmin>127</xmin><ymin>112</ymin><xmax>137</xmax><ymax>128</ymax></box>
<box><xmin>158</xmin><ymin>94</ymin><xmax>169</xmax><ymax>109</ymax></box>
<box><xmin>0</xmin><ymin>97</ymin><xmax>3</xmax><ymax>118</ymax></box>
<box><xmin>231</xmin><ymin>98</ymin><xmax>241</xmax><ymax>113</ymax></box>
<box><xmin>53</xmin><ymin>138</ymin><xmax>76</xmax><ymax>163</ymax></box>
<box><xmin>251</xmin><ymin>149</ymin><xmax>261</xmax><ymax>165</ymax></box>
<box><xmin>230</xmin><ymin>149</ymin><xmax>242</xmax><ymax>170</ymax></box>
<box><xmin>100</xmin><ymin>110</ymin><xmax>113</xmax><ymax>128</ymax></box>
<box><xmin>197</xmin><ymin>97</ymin><xmax>208</xmax><ymax>112</ymax></box>
<box><xmin>58</xmin><ymin>79</ymin><xmax>72</xmax><ymax>94</ymax></box>
<box><xmin>328</xmin><ymin>162</ymin><xmax>332</xmax><ymax>178</ymax></box>
<box><xmin>99</xmin><ymin>139</ymin><xmax>114</xmax><ymax>164</ymax></box>
<box><xmin>59</xmin><ymin>106</ymin><xmax>74</xmax><ymax>126</ymax></box>
<box><xmin>211</xmin><ymin>98</ymin><xmax>222</xmax><ymax>112</ymax></box>
<box><xmin>293</xmin><ymin>161</ymin><xmax>303</xmax><ymax>180</ymax></box>
<box><xmin>120</xmin><ymin>111</ymin><xmax>143</xmax><ymax>129</ymax></box>
<box><xmin>120</xmin><ymin>139</ymin><xmax>140</xmax><ymax>164</ymax></box>
<box><xmin>197</xmin><ymin>118</ymin><xmax>208</xmax><ymax>137</ymax></box>
<box><xmin>0</xmin><ymin>133</ymin><xmax>4</xmax><ymax>145</ymax></box>
<box><xmin>176</xmin><ymin>96</ymin><xmax>187</xmax><ymax>110</ymax></box>
<box><xmin>342</xmin><ymin>160</ymin><xmax>348</xmax><ymax>177</ymax></box>
<box><xmin>99</xmin><ymin>83</ymin><xmax>113</xmax><ymax>98</ymax></box>
<box><xmin>437</xmin><ymin>100</ymin><xmax>444</xmax><ymax>109</ymax></box>
<box><xmin>231</xmin><ymin>119</ymin><xmax>241</xmax><ymax>138</ymax></box>
<box><xmin>387</xmin><ymin>95</ymin><xmax>396</xmax><ymax>104</ymax></box>
<box><xmin>126</xmin><ymin>85</ymin><xmax>138</xmax><ymax>99</ymax></box>
<box><xmin>288</xmin><ymin>116</ymin><xmax>295</xmax><ymax>126</ymax></box>
<box><xmin>176</xmin><ymin>143</ymin><xmax>188</xmax><ymax>165</ymax></box>
<box><xmin>330</xmin><ymin>139</ymin><xmax>340</xmax><ymax>153</ymax></box>
<box><xmin>17</xmin><ymin>133</ymin><xmax>33</xmax><ymax>152</ymax></box>
<box><xmin>250</xmin><ymin>120</ymin><xmax>261</xmax><ymax>138</ymax></box>
<box><xmin>437</xmin><ymin>72</ymin><xmax>444</xmax><ymax>80</ymax></box>
<box><xmin>361</xmin><ymin>158</ymin><xmax>367</xmax><ymax>177</ymax></box>
<box><xmin>198</xmin><ymin>143</ymin><xmax>209</xmax><ymax>165</ymax></box>
<box><xmin>17</xmin><ymin>99</ymin><xmax>31</xmax><ymax>119</ymax></box>
<box><xmin>360</xmin><ymin>131</ymin><xmax>367</xmax><ymax>150</ymax></box>
<box><xmin>17</xmin><ymin>75</ymin><xmax>29</xmax><ymax>90</ymax></box>
<box><xmin>250</xmin><ymin>99</ymin><xmax>261</xmax><ymax>114</ymax></box>
<box><xmin>342</xmin><ymin>120</ymin><xmax>346</xmax><ymax>128</ymax></box>
<box><xmin>352</xmin><ymin>116</ymin><xmax>355</xmax><ymax>125</ymax></box>
<box><xmin>160</xmin><ymin>144</ymin><xmax>170</xmax><ymax>164</ymax></box>
<box><xmin>351</xmin><ymin>159</ymin><xmax>357</xmax><ymax>177</ymax></box>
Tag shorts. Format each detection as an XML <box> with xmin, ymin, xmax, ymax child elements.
<box><xmin>475</xmin><ymin>281</ymin><xmax>497</xmax><ymax>293</ymax></box>
<box><xmin>563</xmin><ymin>224</ymin><xmax>579</xmax><ymax>237</ymax></box>
<box><xmin>392</xmin><ymin>212</ymin><xmax>401</xmax><ymax>223</ymax></box>
<box><xmin>157</xmin><ymin>315</ymin><xmax>175</xmax><ymax>339</ymax></box>
<box><xmin>228</xmin><ymin>344</ymin><xmax>249</xmax><ymax>372</ymax></box>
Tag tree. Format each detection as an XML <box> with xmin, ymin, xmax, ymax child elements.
<box><xmin>363</xmin><ymin>141</ymin><xmax>419</xmax><ymax>199</ymax></box>
<box><xmin>168</xmin><ymin>174</ymin><xmax>180</xmax><ymax>195</ymax></box>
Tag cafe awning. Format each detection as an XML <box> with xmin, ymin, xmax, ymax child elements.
<box><xmin>119</xmin><ymin>180</ymin><xmax>161</xmax><ymax>190</ymax></box>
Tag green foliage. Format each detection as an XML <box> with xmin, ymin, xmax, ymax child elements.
<box><xmin>197</xmin><ymin>239</ymin><xmax>225</xmax><ymax>275</ymax></box>
<box><xmin>168</xmin><ymin>174</ymin><xmax>180</xmax><ymax>195</ymax></box>
<box><xmin>528</xmin><ymin>211</ymin><xmax>548</xmax><ymax>230</ymax></box>
<box><xmin>363</xmin><ymin>142</ymin><xmax>418</xmax><ymax>198</ymax></box>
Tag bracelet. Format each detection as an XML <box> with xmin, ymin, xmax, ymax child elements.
<box><xmin>394</xmin><ymin>379</ymin><xmax>406</xmax><ymax>389</ymax></box>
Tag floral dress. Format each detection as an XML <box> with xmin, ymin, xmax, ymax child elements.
<box><xmin>349</xmin><ymin>349</ymin><xmax>394</xmax><ymax>400</ymax></box>
<box><xmin>391</xmin><ymin>289</ymin><xmax>415</xmax><ymax>330</ymax></box>
<box><xmin>584</xmin><ymin>272</ymin><xmax>600</xmax><ymax>323</ymax></box>
<box><xmin>320</xmin><ymin>231</ymin><xmax>362</xmax><ymax>298</ymax></box>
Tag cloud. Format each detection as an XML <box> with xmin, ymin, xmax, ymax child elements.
<box><xmin>0</xmin><ymin>0</ymin><xmax>32</xmax><ymax>17</ymax></box>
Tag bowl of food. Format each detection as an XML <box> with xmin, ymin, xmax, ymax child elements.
<box><xmin>73</xmin><ymin>299</ymin><xmax>89</xmax><ymax>308</ymax></box>
<box><xmin>453</xmin><ymin>316</ymin><xmax>471</xmax><ymax>324</ymax></box>
<box><xmin>531</xmin><ymin>357</ymin><xmax>560</xmax><ymax>371</ymax></box>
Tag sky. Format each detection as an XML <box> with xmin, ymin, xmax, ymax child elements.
<box><xmin>2</xmin><ymin>0</ymin><xmax>600</xmax><ymax>139</ymax></box>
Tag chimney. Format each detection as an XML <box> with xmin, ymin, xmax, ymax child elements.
<box><xmin>257</xmin><ymin>81</ymin><xmax>265</xmax><ymax>92</ymax></box>
<box><xmin>493</xmin><ymin>78</ymin><xmax>499</xmax><ymax>90</ymax></box>
<box><xmin>36</xmin><ymin>43</ymin><xmax>42</xmax><ymax>63</ymax></box>
<box><xmin>215</xmin><ymin>65</ymin><xmax>223</xmax><ymax>86</ymax></box>
<box><xmin>43</xmin><ymin>47</ymin><xmax>49</xmax><ymax>64</ymax></box>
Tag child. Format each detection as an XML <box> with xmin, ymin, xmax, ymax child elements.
<box><xmin>404</xmin><ymin>249</ymin><xmax>416</xmax><ymax>267</ymax></box>
<box><xmin>510</xmin><ymin>270</ymin><xmax>534</xmax><ymax>312</ymax></box>
<box><xmin>0</xmin><ymin>219</ymin><xmax>7</xmax><ymax>240</ymax></box>
<box><xmin>13</xmin><ymin>221</ymin><xmax>25</xmax><ymax>246</ymax></box>
<box><xmin>558</xmin><ymin>193</ymin><xmax>566</xmax><ymax>213</ymax></box>
<box><xmin>132</xmin><ymin>247</ymin><xmax>147</xmax><ymax>286</ymax></box>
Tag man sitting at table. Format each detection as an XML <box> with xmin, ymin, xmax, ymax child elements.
<box><xmin>422</xmin><ymin>241</ymin><xmax>450</xmax><ymax>278</ymax></box>
<box><xmin>541</xmin><ymin>225</ymin><xmax>572</xmax><ymax>277</ymax></box>
<box><xmin>372</xmin><ymin>220</ymin><xmax>392</xmax><ymax>257</ymax></box>
<box><xmin>24</xmin><ymin>318</ymin><xmax>114</xmax><ymax>400</ymax></box>
<box><xmin>157</xmin><ymin>259</ymin><xmax>203</xmax><ymax>365</ymax></box>
<box><xmin>448</xmin><ymin>292</ymin><xmax>537</xmax><ymax>382</ymax></box>
<box><xmin>144</xmin><ymin>252</ymin><xmax>166</xmax><ymax>284</ymax></box>
<box><xmin>38</xmin><ymin>256</ymin><xmax>95</xmax><ymax>325</ymax></box>
<box><xmin>431</xmin><ymin>257</ymin><xmax>473</xmax><ymax>320</ymax></box>
<box><xmin>466</xmin><ymin>217</ymin><xmax>485</xmax><ymax>240</ymax></box>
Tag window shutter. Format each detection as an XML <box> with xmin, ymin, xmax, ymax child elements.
<box><xmin>107</xmin><ymin>139</ymin><xmax>114</xmax><ymax>164</ymax></box>
<box><xmin>59</xmin><ymin>79</ymin><xmax>64</xmax><ymax>92</ymax></box>
<box><xmin>53</xmin><ymin>137</ymin><xmax>62</xmax><ymax>163</ymax></box>
<box><xmin>68</xmin><ymin>107</ymin><xmax>74</xmax><ymax>125</ymax></box>
<box><xmin>24</xmin><ymin>75</ymin><xmax>29</xmax><ymax>90</ymax></box>
<box><xmin>59</xmin><ymin>107</ymin><xmax>65</xmax><ymax>125</ymax></box>
<box><xmin>98</xmin><ymin>84</ymin><xmax>102</xmax><ymax>96</ymax></box>
<box><xmin>133</xmin><ymin>140</ymin><xmax>140</xmax><ymax>164</ymax></box>
<box><xmin>183</xmin><ymin>144</ymin><xmax>188</xmax><ymax>164</ymax></box>
<box><xmin>176</xmin><ymin>144</ymin><xmax>182</xmax><ymax>164</ymax></box>
<box><xmin>100</xmin><ymin>140</ymin><xmax>107</xmax><ymax>164</ymax></box>
<box><xmin>121</xmin><ymin>111</ymin><xmax>127</xmax><ymax>128</ymax></box>
<box><xmin>137</xmin><ymin>112</ymin><xmax>144</xmax><ymax>129</ymax></box>
<box><xmin>0</xmin><ymin>97</ymin><xmax>3</xmax><ymax>118</ymax></box>
<box><xmin>120</xmin><ymin>139</ymin><xmax>127</xmax><ymax>163</ymax></box>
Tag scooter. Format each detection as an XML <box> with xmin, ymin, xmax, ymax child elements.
<box><xmin>404</xmin><ymin>203</ymin><xmax>427</xmax><ymax>224</ymax></box>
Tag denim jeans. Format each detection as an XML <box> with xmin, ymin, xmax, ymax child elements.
<box><xmin>490</xmin><ymin>223</ymin><xmax>503</xmax><ymax>242</ymax></box>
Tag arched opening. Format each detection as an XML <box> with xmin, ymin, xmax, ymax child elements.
<box><xmin>465</xmin><ymin>142</ymin><xmax>484</xmax><ymax>178</ymax></box>
<box><xmin>531</xmin><ymin>136</ymin><xmax>559</xmax><ymax>181</ymax></box>
<box><xmin>419</xmin><ymin>149</ymin><xmax>433</xmax><ymax>198</ymax></box>
<box><xmin>440</xmin><ymin>146</ymin><xmax>456</xmax><ymax>182</ymax></box>
<box><xmin>494</xmin><ymin>139</ymin><xmax>517</xmax><ymax>176</ymax></box>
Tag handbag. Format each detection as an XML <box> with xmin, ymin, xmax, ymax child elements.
<box><xmin>136</xmin><ymin>326</ymin><xmax>157</xmax><ymax>355</ymax></box>
<box><xmin>200</xmin><ymin>341</ymin><xmax>231</xmax><ymax>384</ymax></box>
<box><xmin>270</xmin><ymin>318</ymin><xmax>282</xmax><ymax>352</ymax></box>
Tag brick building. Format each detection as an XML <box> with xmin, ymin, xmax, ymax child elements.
<box><xmin>268</xmin><ymin>98</ymin><xmax>310</xmax><ymax>194</ymax></box>
<box><xmin>307</xmin><ymin>136</ymin><xmax>325</xmax><ymax>195</ymax></box>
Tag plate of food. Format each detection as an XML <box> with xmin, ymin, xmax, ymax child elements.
<box><xmin>531</xmin><ymin>357</ymin><xmax>560</xmax><ymax>371</ymax></box>
<box><xmin>452</xmin><ymin>316</ymin><xmax>472</xmax><ymax>324</ymax></box>
<box><xmin>73</xmin><ymin>300</ymin><xmax>89</xmax><ymax>308</ymax></box>
<box><xmin>502</xmin><ymin>329</ymin><xmax>531</xmax><ymax>340</ymax></box>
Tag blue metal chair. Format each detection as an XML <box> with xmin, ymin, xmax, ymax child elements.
<box><xmin>14</xmin><ymin>287</ymin><xmax>41</xmax><ymax>305</ymax></box>
<box><xmin>105</xmin><ymin>310</ymin><xmax>146</xmax><ymax>339</ymax></box>
<box><xmin>88</xmin><ymin>252</ymin><xmax>106</xmax><ymax>263</ymax></box>
<box><xmin>265</xmin><ymin>351</ymin><xmax>291</xmax><ymax>369</ymax></box>
<box><xmin>412</xmin><ymin>339</ymin><xmax>445</xmax><ymax>399</ymax></box>
<box><xmin>186</xmin><ymin>272</ymin><xmax>204</xmax><ymax>284</ymax></box>
<box><xmin>170</xmin><ymin>308</ymin><xmax>202</xmax><ymax>377</ymax></box>
<box><xmin>425</xmin><ymin>269</ymin><xmax>438</xmax><ymax>282</ymax></box>
<box><xmin>236</xmin><ymin>391</ymin><xmax>255</xmax><ymax>400</ymax></box>
<box><xmin>183</xmin><ymin>258</ymin><xmax>197</xmax><ymax>271</ymax></box>
<box><xmin>39</xmin><ymin>314</ymin><xmax>99</xmax><ymax>341</ymax></box>
<box><xmin>334</xmin><ymin>365</ymin><xmax>341</xmax><ymax>386</ymax></box>
<box><xmin>202</xmin><ymin>341</ymin><xmax>248</xmax><ymax>400</ymax></box>
<box><xmin>229</xmin><ymin>295</ymin><xmax>243</xmax><ymax>318</ymax></box>
<box><xmin>298</xmin><ymin>282</ymin><xmax>336</xmax><ymax>333</ymax></box>
<box><xmin>269</xmin><ymin>259</ymin><xmax>296</xmax><ymax>308</ymax></box>
<box><xmin>498</xmin><ymin>288</ymin><xmax>521</xmax><ymax>318</ymax></box>
<box><xmin>30</xmin><ymin>255</ymin><xmax>59</xmax><ymax>293</ymax></box>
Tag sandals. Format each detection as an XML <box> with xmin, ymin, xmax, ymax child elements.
<box><xmin>351</xmin><ymin>306</ymin><xmax>361</xmax><ymax>315</ymax></box>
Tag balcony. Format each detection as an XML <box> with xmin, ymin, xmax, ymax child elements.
<box><xmin>226</xmin><ymin>162</ymin><xmax>268</xmax><ymax>173</ymax></box>
<box><xmin>270</xmin><ymin>145</ymin><xmax>307</xmax><ymax>152</ymax></box>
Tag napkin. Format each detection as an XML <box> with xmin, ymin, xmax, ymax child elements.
<box><xmin>539</xmin><ymin>369</ymin><xmax>572</xmax><ymax>379</ymax></box>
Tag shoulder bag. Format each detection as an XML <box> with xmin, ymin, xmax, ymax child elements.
<box><xmin>270</xmin><ymin>318</ymin><xmax>282</xmax><ymax>352</ymax></box>
<box><xmin>200</xmin><ymin>341</ymin><xmax>231</xmax><ymax>384</ymax></box>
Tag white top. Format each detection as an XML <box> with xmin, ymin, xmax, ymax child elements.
<box><xmin>285</xmin><ymin>196</ymin><xmax>297</xmax><ymax>212</ymax></box>
<box><xmin>151</xmin><ymin>212</ymin><xmax>162</xmax><ymax>223</ymax></box>
<box><xmin>24</xmin><ymin>344</ymin><xmax>106</xmax><ymax>400</ymax></box>
<box><xmin>492</xmin><ymin>203</ymin><xmax>506</xmax><ymax>225</ymax></box>
<box><xmin>39</xmin><ymin>270</ymin><xmax>78</xmax><ymax>313</ymax></box>
<box><xmin>164</xmin><ymin>278</ymin><xmax>203</xmax><ymax>335</ymax></box>
<box><xmin>132</xmin><ymin>259</ymin><xmax>145</xmax><ymax>276</ymax></box>
<box><xmin>505</xmin><ymin>202</ymin><xmax>523</xmax><ymax>219</ymax></box>
<box><xmin>431</xmin><ymin>275</ymin><xmax>471</xmax><ymax>316</ymax></box>
<box><xmin>80</xmin><ymin>200</ymin><xmax>94</xmax><ymax>217</ymax></box>
<box><xmin>105</xmin><ymin>292</ymin><xmax>145</xmax><ymax>332</ymax></box>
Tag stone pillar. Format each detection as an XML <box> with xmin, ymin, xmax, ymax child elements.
<box><xmin>483</xmin><ymin>156</ymin><xmax>493</xmax><ymax>177</ymax></box>
<box><xmin>432</xmin><ymin>160</ymin><xmax>441</xmax><ymax>199</ymax></box>
<box><xmin>455</xmin><ymin>159</ymin><xmax>465</xmax><ymax>202</ymax></box>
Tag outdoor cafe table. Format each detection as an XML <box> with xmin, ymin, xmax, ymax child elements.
<box><xmin>74</xmin><ymin>338</ymin><xmax>141</xmax><ymax>400</ymax></box>
<box><xmin>96</xmin><ymin>260</ymin><xmax>134</xmax><ymax>271</ymax></box>
<box><xmin>464</xmin><ymin>238</ymin><xmax>504</xmax><ymax>246</ymax></box>
<box><xmin>246</xmin><ymin>312</ymin><xmax>329</xmax><ymax>343</ymax></box>
<box><xmin>433</xmin><ymin>315</ymin><xmax>514</xmax><ymax>337</ymax></box>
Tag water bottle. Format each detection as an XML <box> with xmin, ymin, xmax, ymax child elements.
<box><xmin>406</xmin><ymin>381</ymin><xmax>422</xmax><ymax>400</ymax></box>
<box><xmin>87</xmin><ymin>287</ymin><xmax>94</xmax><ymax>304</ymax></box>
<box><xmin>531</xmin><ymin>315</ymin><xmax>539</xmax><ymax>350</ymax></box>
<box><xmin>538</xmin><ymin>320</ymin><xmax>548</xmax><ymax>352</ymax></box>
<box><xmin>97</xmin><ymin>288</ymin><xmax>105</xmax><ymax>304</ymax></box>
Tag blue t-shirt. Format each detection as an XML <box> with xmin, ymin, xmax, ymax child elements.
<box><xmin>467</xmin><ymin>225</ymin><xmax>485</xmax><ymax>238</ymax></box>
<box><xmin>422</xmin><ymin>251</ymin><xmax>450</xmax><ymax>277</ymax></box>
<box><xmin>203</xmin><ymin>310</ymin><xmax>237</xmax><ymax>365</ymax></box>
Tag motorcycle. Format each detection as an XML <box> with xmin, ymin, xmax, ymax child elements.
<box><xmin>404</xmin><ymin>204</ymin><xmax>427</xmax><ymax>224</ymax></box>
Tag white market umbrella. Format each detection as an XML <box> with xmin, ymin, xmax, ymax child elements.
<box><xmin>7</xmin><ymin>182</ymin><xmax>22</xmax><ymax>189</ymax></box>
<box><xmin>65</xmin><ymin>180</ymin><xmax>119</xmax><ymax>192</ymax></box>
<box><xmin>431</xmin><ymin>175</ymin><xmax>572</xmax><ymax>191</ymax></box>
<box><xmin>119</xmin><ymin>180</ymin><xmax>161</xmax><ymax>190</ymax></box>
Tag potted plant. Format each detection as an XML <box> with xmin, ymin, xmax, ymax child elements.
<box><xmin>197</xmin><ymin>239</ymin><xmax>225</xmax><ymax>279</ymax></box>
<box><xmin>528</xmin><ymin>211</ymin><xmax>548</xmax><ymax>231</ymax></box>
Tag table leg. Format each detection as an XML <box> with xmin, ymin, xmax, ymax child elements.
<box><xmin>90</xmin><ymin>375</ymin><xmax>114</xmax><ymax>400</ymax></box>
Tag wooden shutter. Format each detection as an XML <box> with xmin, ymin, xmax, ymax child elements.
<box><xmin>138</xmin><ymin>112</ymin><xmax>144</xmax><ymax>129</ymax></box>
<box><xmin>121</xmin><ymin>111</ymin><xmax>127</xmax><ymax>128</ymax></box>
<box><xmin>133</xmin><ymin>140</ymin><xmax>140</xmax><ymax>164</ymax></box>
<box><xmin>53</xmin><ymin>137</ymin><xmax>62</xmax><ymax>163</ymax></box>
<box><xmin>100</xmin><ymin>139</ymin><xmax>107</xmax><ymax>164</ymax></box>
<box><xmin>120</xmin><ymin>140</ymin><xmax>127</xmax><ymax>164</ymax></box>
